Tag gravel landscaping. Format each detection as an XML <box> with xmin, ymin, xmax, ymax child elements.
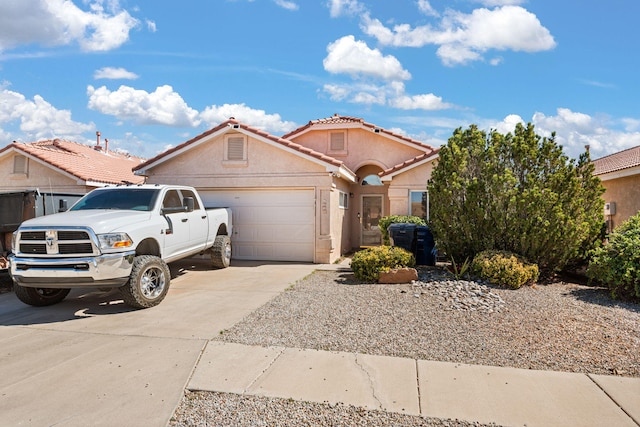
<box><xmin>170</xmin><ymin>266</ymin><xmax>639</xmax><ymax>426</ymax></box>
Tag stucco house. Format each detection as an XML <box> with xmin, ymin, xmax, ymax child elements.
<box><xmin>0</xmin><ymin>138</ymin><xmax>145</xmax><ymax>265</ymax></box>
<box><xmin>0</xmin><ymin>137</ymin><xmax>145</xmax><ymax>196</ymax></box>
<box><xmin>134</xmin><ymin>114</ymin><xmax>439</xmax><ymax>264</ymax></box>
<box><xmin>593</xmin><ymin>144</ymin><xmax>640</xmax><ymax>231</ymax></box>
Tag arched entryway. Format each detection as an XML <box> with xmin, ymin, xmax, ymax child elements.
<box><xmin>352</xmin><ymin>165</ymin><xmax>387</xmax><ymax>248</ymax></box>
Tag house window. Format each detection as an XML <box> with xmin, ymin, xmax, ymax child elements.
<box><xmin>13</xmin><ymin>155</ymin><xmax>28</xmax><ymax>175</ymax></box>
<box><xmin>328</xmin><ymin>131</ymin><xmax>347</xmax><ymax>154</ymax></box>
<box><xmin>361</xmin><ymin>174</ymin><xmax>383</xmax><ymax>186</ymax></box>
<box><xmin>224</xmin><ymin>135</ymin><xmax>248</xmax><ymax>166</ymax></box>
<box><xmin>410</xmin><ymin>191</ymin><xmax>428</xmax><ymax>220</ymax></box>
<box><xmin>339</xmin><ymin>191</ymin><xmax>349</xmax><ymax>209</ymax></box>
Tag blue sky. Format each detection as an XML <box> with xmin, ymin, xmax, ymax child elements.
<box><xmin>1</xmin><ymin>0</ymin><xmax>639</xmax><ymax>160</ymax></box>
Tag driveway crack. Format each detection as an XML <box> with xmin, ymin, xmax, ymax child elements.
<box><xmin>244</xmin><ymin>346</ymin><xmax>286</xmax><ymax>394</ymax></box>
<box><xmin>354</xmin><ymin>353</ymin><xmax>383</xmax><ymax>409</ymax></box>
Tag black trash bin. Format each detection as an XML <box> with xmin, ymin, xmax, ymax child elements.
<box><xmin>387</xmin><ymin>223</ymin><xmax>417</xmax><ymax>253</ymax></box>
<box><xmin>415</xmin><ymin>225</ymin><xmax>436</xmax><ymax>266</ymax></box>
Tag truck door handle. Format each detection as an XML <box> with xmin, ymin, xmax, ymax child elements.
<box><xmin>201</xmin><ymin>215</ymin><xmax>206</xmax><ymax>219</ymax></box>
<box><xmin>181</xmin><ymin>218</ymin><xmax>188</xmax><ymax>222</ymax></box>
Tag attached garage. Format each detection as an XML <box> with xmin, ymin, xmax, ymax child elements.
<box><xmin>199</xmin><ymin>189</ymin><xmax>315</xmax><ymax>262</ymax></box>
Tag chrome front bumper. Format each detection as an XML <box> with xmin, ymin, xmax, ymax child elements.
<box><xmin>9</xmin><ymin>251</ymin><xmax>136</xmax><ymax>288</ymax></box>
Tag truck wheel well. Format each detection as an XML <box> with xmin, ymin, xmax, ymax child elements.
<box><xmin>217</xmin><ymin>224</ymin><xmax>228</xmax><ymax>236</ymax></box>
<box><xmin>136</xmin><ymin>238</ymin><xmax>161</xmax><ymax>257</ymax></box>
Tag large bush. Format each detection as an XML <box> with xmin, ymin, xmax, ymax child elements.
<box><xmin>472</xmin><ymin>250</ymin><xmax>539</xmax><ymax>289</ymax></box>
<box><xmin>351</xmin><ymin>246</ymin><xmax>416</xmax><ymax>282</ymax></box>
<box><xmin>587</xmin><ymin>213</ymin><xmax>640</xmax><ymax>301</ymax></box>
<box><xmin>378</xmin><ymin>215</ymin><xmax>426</xmax><ymax>245</ymax></box>
<box><xmin>428</xmin><ymin>123</ymin><xmax>604</xmax><ymax>276</ymax></box>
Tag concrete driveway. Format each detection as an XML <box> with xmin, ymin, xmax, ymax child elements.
<box><xmin>0</xmin><ymin>259</ymin><xmax>318</xmax><ymax>427</ymax></box>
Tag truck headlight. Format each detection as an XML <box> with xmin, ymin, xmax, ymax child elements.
<box><xmin>98</xmin><ymin>233</ymin><xmax>133</xmax><ymax>250</ymax></box>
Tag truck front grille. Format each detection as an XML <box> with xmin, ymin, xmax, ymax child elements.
<box><xmin>16</xmin><ymin>228</ymin><xmax>98</xmax><ymax>257</ymax></box>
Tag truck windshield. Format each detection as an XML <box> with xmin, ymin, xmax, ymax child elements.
<box><xmin>70</xmin><ymin>188</ymin><xmax>160</xmax><ymax>212</ymax></box>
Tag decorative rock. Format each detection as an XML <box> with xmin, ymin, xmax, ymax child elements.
<box><xmin>378</xmin><ymin>267</ymin><xmax>418</xmax><ymax>284</ymax></box>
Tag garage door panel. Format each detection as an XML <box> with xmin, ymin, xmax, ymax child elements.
<box><xmin>200</xmin><ymin>189</ymin><xmax>315</xmax><ymax>262</ymax></box>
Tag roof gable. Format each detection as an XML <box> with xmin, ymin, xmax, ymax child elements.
<box><xmin>593</xmin><ymin>145</ymin><xmax>640</xmax><ymax>176</ymax></box>
<box><xmin>283</xmin><ymin>114</ymin><xmax>438</xmax><ymax>156</ymax></box>
<box><xmin>134</xmin><ymin>119</ymin><xmax>356</xmax><ymax>182</ymax></box>
<box><xmin>379</xmin><ymin>151</ymin><xmax>439</xmax><ymax>181</ymax></box>
<box><xmin>0</xmin><ymin>139</ymin><xmax>145</xmax><ymax>185</ymax></box>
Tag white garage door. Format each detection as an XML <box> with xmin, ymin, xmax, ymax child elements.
<box><xmin>199</xmin><ymin>189</ymin><xmax>315</xmax><ymax>262</ymax></box>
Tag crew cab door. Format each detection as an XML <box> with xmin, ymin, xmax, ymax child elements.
<box><xmin>161</xmin><ymin>189</ymin><xmax>191</xmax><ymax>258</ymax></box>
<box><xmin>179</xmin><ymin>189</ymin><xmax>209</xmax><ymax>249</ymax></box>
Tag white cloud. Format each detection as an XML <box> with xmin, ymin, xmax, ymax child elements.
<box><xmin>362</xmin><ymin>6</ymin><xmax>556</xmax><ymax>66</ymax></box>
<box><xmin>488</xmin><ymin>109</ymin><xmax>640</xmax><ymax>159</ymax></box>
<box><xmin>390</xmin><ymin>93</ymin><xmax>451</xmax><ymax>111</ymax></box>
<box><xmin>0</xmin><ymin>0</ymin><xmax>139</xmax><ymax>52</ymax></box>
<box><xmin>322</xmin><ymin>81</ymin><xmax>451</xmax><ymax>111</ymax></box>
<box><xmin>199</xmin><ymin>103</ymin><xmax>297</xmax><ymax>134</ymax></box>
<box><xmin>273</xmin><ymin>0</ymin><xmax>298</xmax><ymax>10</ymax></box>
<box><xmin>0</xmin><ymin>87</ymin><xmax>94</xmax><ymax>140</ymax></box>
<box><xmin>328</xmin><ymin>0</ymin><xmax>366</xmax><ymax>17</ymax></box>
<box><xmin>86</xmin><ymin>85</ymin><xmax>201</xmax><ymax>127</ymax></box>
<box><xmin>323</xmin><ymin>35</ymin><xmax>411</xmax><ymax>80</ymax></box>
<box><xmin>146</xmin><ymin>19</ymin><xmax>157</xmax><ymax>32</ymax></box>
<box><xmin>417</xmin><ymin>0</ymin><xmax>439</xmax><ymax>17</ymax></box>
<box><xmin>94</xmin><ymin>67</ymin><xmax>139</xmax><ymax>80</ymax></box>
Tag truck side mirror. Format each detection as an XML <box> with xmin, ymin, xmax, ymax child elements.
<box><xmin>183</xmin><ymin>197</ymin><xmax>194</xmax><ymax>212</ymax></box>
<box><xmin>58</xmin><ymin>199</ymin><xmax>68</xmax><ymax>212</ymax></box>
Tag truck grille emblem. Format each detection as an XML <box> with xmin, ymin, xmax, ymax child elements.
<box><xmin>46</xmin><ymin>230</ymin><xmax>56</xmax><ymax>247</ymax></box>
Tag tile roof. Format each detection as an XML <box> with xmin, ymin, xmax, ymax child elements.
<box><xmin>0</xmin><ymin>139</ymin><xmax>145</xmax><ymax>185</ymax></box>
<box><xmin>282</xmin><ymin>113</ymin><xmax>439</xmax><ymax>155</ymax></box>
<box><xmin>134</xmin><ymin>118</ymin><xmax>347</xmax><ymax>172</ymax></box>
<box><xmin>592</xmin><ymin>145</ymin><xmax>640</xmax><ymax>175</ymax></box>
<box><xmin>379</xmin><ymin>152</ymin><xmax>437</xmax><ymax>178</ymax></box>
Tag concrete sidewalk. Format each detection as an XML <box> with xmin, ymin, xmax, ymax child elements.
<box><xmin>1</xmin><ymin>259</ymin><xmax>638</xmax><ymax>427</ymax></box>
<box><xmin>188</xmin><ymin>341</ymin><xmax>640</xmax><ymax>427</ymax></box>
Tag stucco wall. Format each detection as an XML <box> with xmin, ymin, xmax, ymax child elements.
<box><xmin>291</xmin><ymin>128</ymin><xmax>426</xmax><ymax>173</ymax></box>
<box><xmin>601</xmin><ymin>174</ymin><xmax>640</xmax><ymax>229</ymax></box>
<box><xmin>145</xmin><ymin>132</ymin><xmax>330</xmax><ymax>188</ymax></box>
<box><xmin>0</xmin><ymin>153</ymin><xmax>87</xmax><ymax>194</ymax></box>
<box><xmin>386</xmin><ymin>162</ymin><xmax>434</xmax><ymax>217</ymax></box>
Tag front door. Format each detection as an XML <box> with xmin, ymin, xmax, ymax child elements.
<box><xmin>361</xmin><ymin>195</ymin><xmax>383</xmax><ymax>247</ymax></box>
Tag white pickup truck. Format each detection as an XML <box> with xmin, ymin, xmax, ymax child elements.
<box><xmin>9</xmin><ymin>184</ymin><xmax>232</xmax><ymax>309</ymax></box>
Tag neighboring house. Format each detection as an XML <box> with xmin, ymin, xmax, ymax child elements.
<box><xmin>0</xmin><ymin>138</ymin><xmax>146</xmax><ymax>265</ymax></box>
<box><xmin>134</xmin><ymin>114</ymin><xmax>439</xmax><ymax>264</ymax></box>
<box><xmin>0</xmin><ymin>138</ymin><xmax>145</xmax><ymax>195</ymax></box>
<box><xmin>593</xmin><ymin>144</ymin><xmax>640</xmax><ymax>231</ymax></box>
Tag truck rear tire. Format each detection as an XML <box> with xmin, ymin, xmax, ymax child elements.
<box><xmin>14</xmin><ymin>285</ymin><xmax>70</xmax><ymax>307</ymax></box>
<box><xmin>119</xmin><ymin>255</ymin><xmax>170</xmax><ymax>309</ymax></box>
<box><xmin>210</xmin><ymin>235</ymin><xmax>231</xmax><ymax>269</ymax></box>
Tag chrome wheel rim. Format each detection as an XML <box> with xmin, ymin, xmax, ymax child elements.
<box><xmin>140</xmin><ymin>266</ymin><xmax>165</xmax><ymax>299</ymax></box>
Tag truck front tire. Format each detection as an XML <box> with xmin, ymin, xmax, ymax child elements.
<box><xmin>210</xmin><ymin>235</ymin><xmax>231</xmax><ymax>269</ymax></box>
<box><xmin>119</xmin><ymin>255</ymin><xmax>170</xmax><ymax>309</ymax></box>
<box><xmin>14</xmin><ymin>285</ymin><xmax>70</xmax><ymax>307</ymax></box>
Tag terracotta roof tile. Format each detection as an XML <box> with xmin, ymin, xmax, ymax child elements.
<box><xmin>282</xmin><ymin>113</ymin><xmax>438</xmax><ymax>155</ymax></box>
<box><xmin>593</xmin><ymin>145</ymin><xmax>640</xmax><ymax>175</ymax></box>
<box><xmin>1</xmin><ymin>139</ymin><xmax>145</xmax><ymax>185</ymax></box>
<box><xmin>379</xmin><ymin>151</ymin><xmax>438</xmax><ymax>177</ymax></box>
<box><xmin>134</xmin><ymin>119</ymin><xmax>346</xmax><ymax>172</ymax></box>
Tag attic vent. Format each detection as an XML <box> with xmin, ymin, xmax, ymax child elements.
<box><xmin>13</xmin><ymin>155</ymin><xmax>28</xmax><ymax>174</ymax></box>
<box><xmin>226</xmin><ymin>136</ymin><xmax>246</xmax><ymax>161</ymax></box>
<box><xmin>330</xmin><ymin>132</ymin><xmax>345</xmax><ymax>151</ymax></box>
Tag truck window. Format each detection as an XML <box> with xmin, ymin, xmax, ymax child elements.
<box><xmin>179</xmin><ymin>189</ymin><xmax>201</xmax><ymax>210</ymax></box>
<box><xmin>162</xmin><ymin>190</ymin><xmax>182</xmax><ymax>209</ymax></box>
<box><xmin>71</xmin><ymin>189</ymin><xmax>160</xmax><ymax>211</ymax></box>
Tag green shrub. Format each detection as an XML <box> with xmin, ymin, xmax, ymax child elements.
<box><xmin>471</xmin><ymin>250</ymin><xmax>539</xmax><ymax>289</ymax></box>
<box><xmin>587</xmin><ymin>213</ymin><xmax>640</xmax><ymax>302</ymax></box>
<box><xmin>378</xmin><ymin>215</ymin><xmax>426</xmax><ymax>245</ymax></box>
<box><xmin>351</xmin><ymin>246</ymin><xmax>416</xmax><ymax>282</ymax></box>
